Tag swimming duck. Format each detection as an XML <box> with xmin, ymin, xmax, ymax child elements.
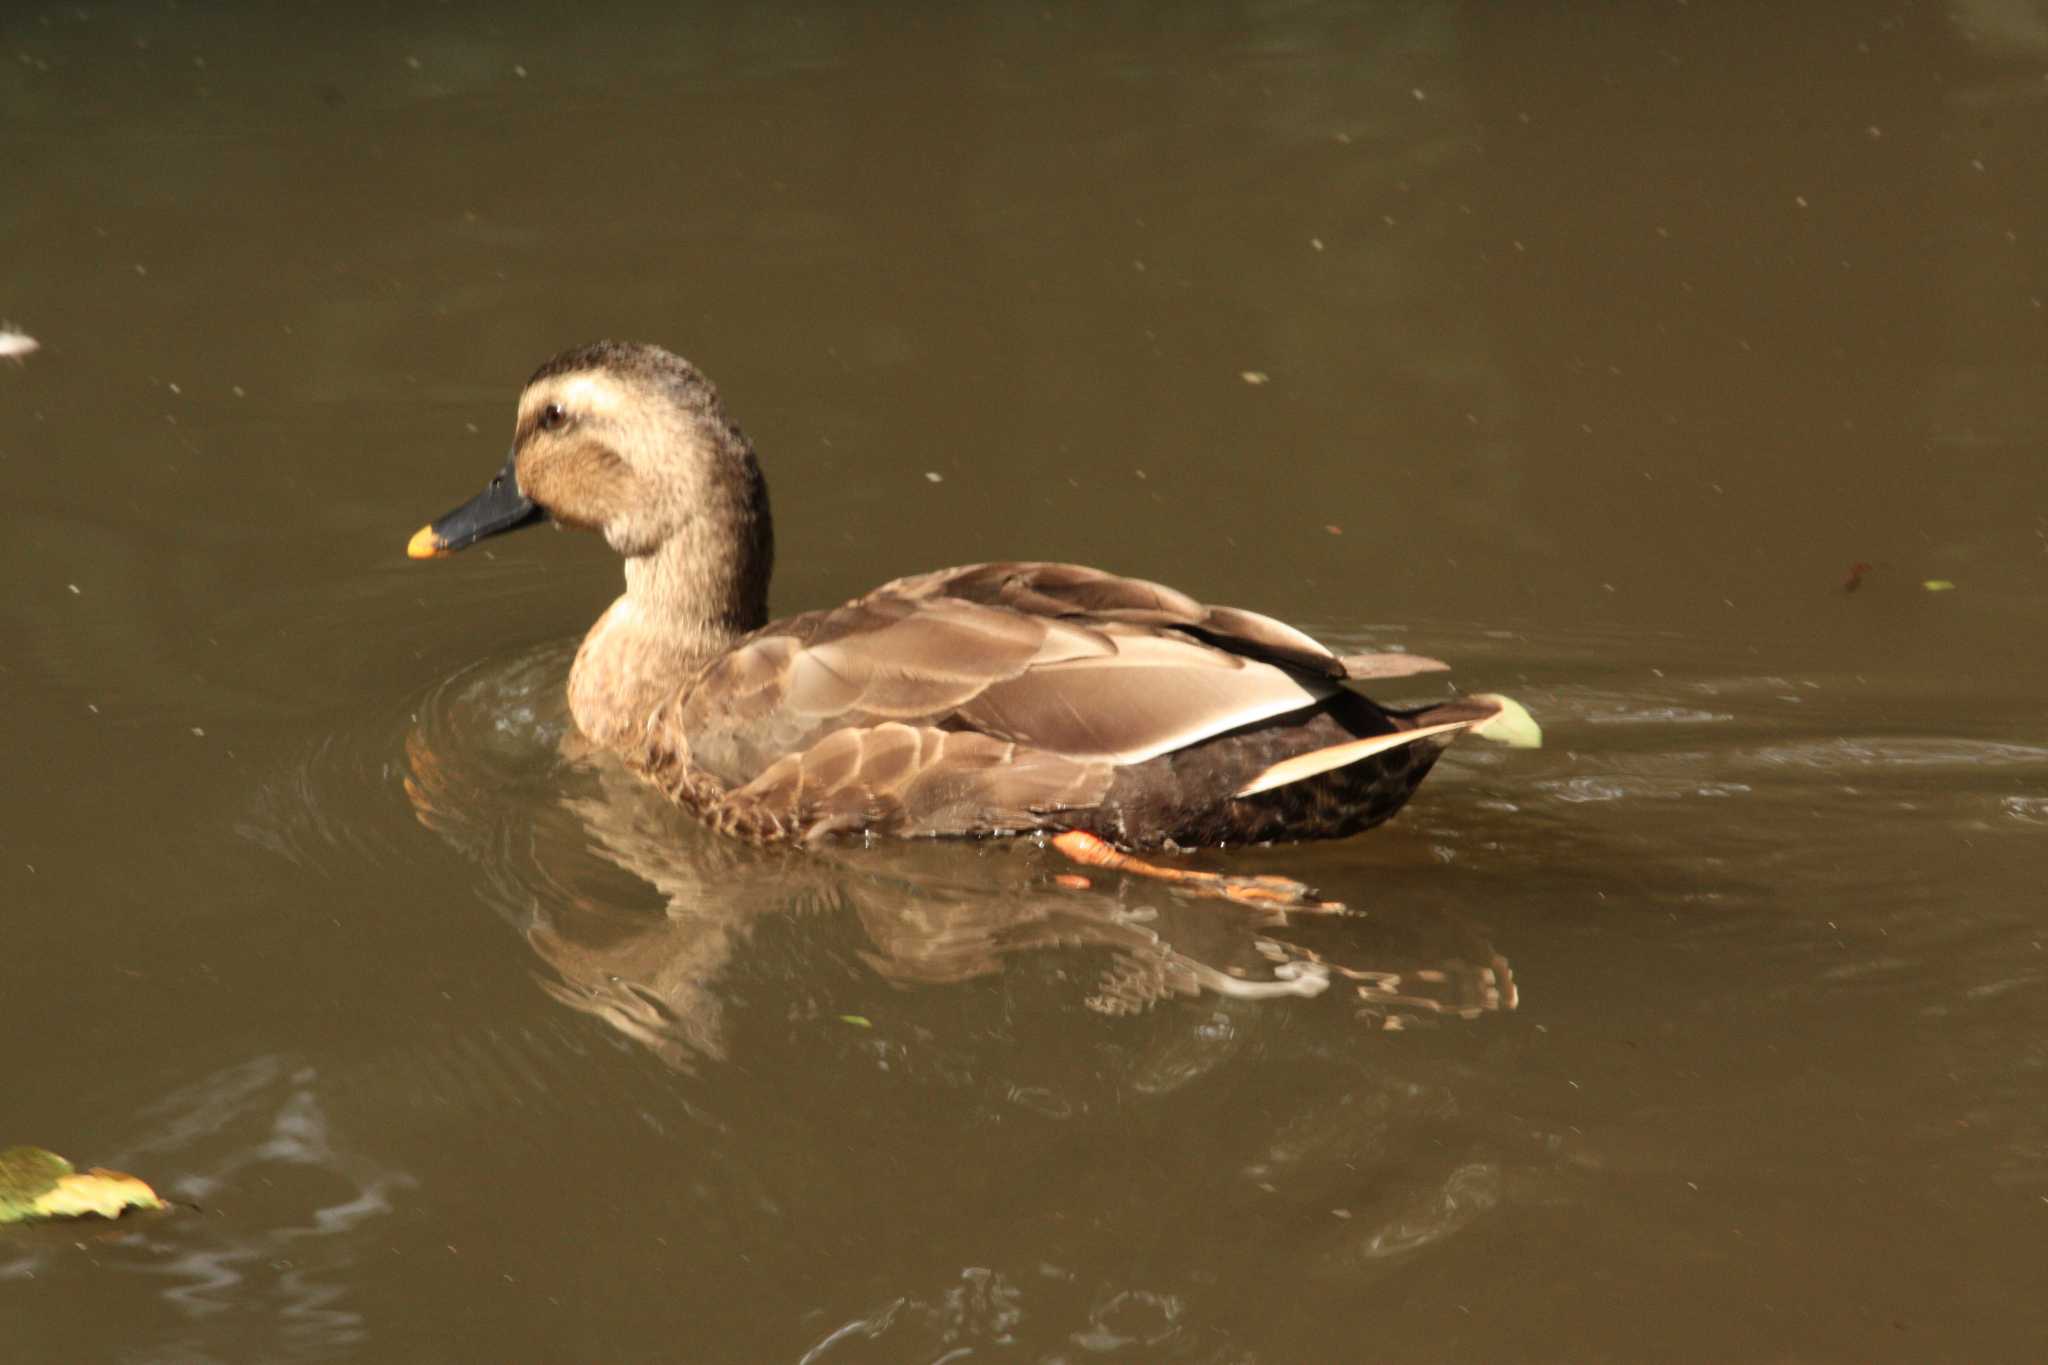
<box><xmin>407</xmin><ymin>341</ymin><xmax>1537</xmax><ymax>852</ymax></box>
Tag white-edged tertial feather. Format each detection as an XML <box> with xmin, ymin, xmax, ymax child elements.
<box><xmin>1235</xmin><ymin>719</ymin><xmax>1472</xmax><ymax>797</ymax></box>
<box><xmin>1236</xmin><ymin>694</ymin><xmax>1542</xmax><ymax>796</ymax></box>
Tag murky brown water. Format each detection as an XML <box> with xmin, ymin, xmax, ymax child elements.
<box><xmin>7</xmin><ymin>2</ymin><xmax>2048</xmax><ymax>1359</ymax></box>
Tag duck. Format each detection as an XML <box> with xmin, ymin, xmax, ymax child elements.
<box><xmin>406</xmin><ymin>340</ymin><xmax>1538</xmax><ymax>856</ymax></box>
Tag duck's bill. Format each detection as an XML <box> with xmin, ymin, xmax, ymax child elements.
<box><xmin>406</xmin><ymin>452</ymin><xmax>546</xmax><ymax>559</ymax></box>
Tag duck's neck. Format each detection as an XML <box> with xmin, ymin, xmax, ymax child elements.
<box><xmin>568</xmin><ymin>489</ymin><xmax>773</xmax><ymax>753</ymax></box>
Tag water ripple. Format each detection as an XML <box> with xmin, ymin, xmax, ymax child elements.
<box><xmin>1741</xmin><ymin>737</ymin><xmax>2048</xmax><ymax>773</ymax></box>
<box><xmin>2000</xmin><ymin>795</ymin><xmax>2048</xmax><ymax>825</ymax></box>
<box><xmin>374</xmin><ymin>644</ymin><xmax>1522</xmax><ymax>1067</ymax></box>
<box><xmin>0</xmin><ymin>1056</ymin><xmax>411</xmax><ymax>1363</ymax></box>
<box><xmin>798</xmin><ymin>1265</ymin><xmax>1226</xmax><ymax>1363</ymax></box>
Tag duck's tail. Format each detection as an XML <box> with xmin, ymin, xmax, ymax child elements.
<box><xmin>1232</xmin><ymin>693</ymin><xmax>1541</xmax><ymax>798</ymax></box>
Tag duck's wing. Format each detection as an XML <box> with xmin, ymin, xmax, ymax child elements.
<box><xmin>673</xmin><ymin>563</ymin><xmax>1393</xmax><ymax>788</ymax></box>
<box><xmin>884</xmin><ymin>562</ymin><xmax>1449</xmax><ymax>682</ymax></box>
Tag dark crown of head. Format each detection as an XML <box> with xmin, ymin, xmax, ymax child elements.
<box><xmin>526</xmin><ymin>341</ymin><xmax>712</xmax><ymax>406</ymax></box>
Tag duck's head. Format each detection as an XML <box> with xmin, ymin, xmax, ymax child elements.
<box><xmin>406</xmin><ymin>340</ymin><xmax>771</xmax><ymax>572</ymax></box>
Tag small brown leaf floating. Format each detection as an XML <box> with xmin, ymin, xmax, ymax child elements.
<box><xmin>1842</xmin><ymin>561</ymin><xmax>1876</xmax><ymax>593</ymax></box>
<box><xmin>0</xmin><ymin>1146</ymin><xmax>165</xmax><ymax>1224</ymax></box>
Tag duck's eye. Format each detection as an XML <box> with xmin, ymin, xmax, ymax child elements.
<box><xmin>539</xmin><ymin>403</ymin><xmax>567</xmax><ymax>432</ymax></box>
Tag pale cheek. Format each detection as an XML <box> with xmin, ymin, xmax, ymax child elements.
<box><xmin>520</xmin><ymin>445</ymin><xmax>637</xmax><ymax>534</ymax></box>
<box><xmin>534</xmin><ymin>492</ymin><xmax>599</xmax><ymax>533</ymax></box>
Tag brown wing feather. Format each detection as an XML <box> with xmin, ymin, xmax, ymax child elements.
<box><xmin>955</xmin><ymin>627</ymin><xmax>1328</xmax><ymax>762</ymax></box>
<box><xmin>897</xmin><ymin>562</ymin><xmax>1450</xmax><ymax>681</ymax></box>
<box><xmin>894</xmin><ymin>562</ymin><xmax>1351</xmax><ymax>676</ymax></box>
<box><xmin>723</xmin><ymin>724</ymin><xmax>1114</xmax><ymax>839</ymax></box>
<box><xmin>1335</xmin><ymin>652</ymin><xmax>1451</xmax><ymax>680</ymax></box>
<box><xmin>673</xmin><ymin>561</ymin><xmax>1378</xmax><ymax>791</ymax></box>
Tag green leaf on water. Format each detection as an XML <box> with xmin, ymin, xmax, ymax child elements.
<box><xmin>0</xmin><ymin>1146</ymin><xmax>164</xmax><ymax>1224</ymax></box>
<box><xmin>1467</xmin><ymin>693</ymin><xmax>1543</xmax><ymax>749</ymax></box>
<box><xmin>1921</xmin><ymin>579</ymin><xmax>1957</xmax><ymax>592</ymax></box>
<box><xmin>837</xmin><ymin>1015</ymin><xmax>872</xmax><ymax>1029</ymax></box>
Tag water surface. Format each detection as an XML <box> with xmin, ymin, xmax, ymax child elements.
<box><xmin>5</xmin><ymin>2</ymin><xmax>2046</xmax><ymax>1360</ymax></box>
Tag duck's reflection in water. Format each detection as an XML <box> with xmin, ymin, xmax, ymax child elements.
<box><xmin>402</xmin><ymin>649</ymin><xmax>1514</xmax><ymax>1069</ymax></box>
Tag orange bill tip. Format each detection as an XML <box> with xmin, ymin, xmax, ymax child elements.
<box><xmin>407</xmin><ymin>524</ymin><xmax>448</xmax><ymax>559</ymax></box>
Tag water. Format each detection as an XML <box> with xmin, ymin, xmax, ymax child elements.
<box><xmin>6</xmin><ymin>2</ymin><xmax>2047</xmax><ymax>1359</ymax></box>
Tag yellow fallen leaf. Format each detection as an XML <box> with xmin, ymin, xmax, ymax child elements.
<box><xmin>1922</xmin><ymin>579</ymin><xmax>1957</xmax><ymax>592</ymax></box>
<box><xmin>35</xmin><ymin>1169</ymin><xmax>165</xmax><ymax>1220</ymax></box>
<box><xmin>0</xmin><ymin>1146</ymin><xmax>164</xmax><ymax>1224</ymax></box>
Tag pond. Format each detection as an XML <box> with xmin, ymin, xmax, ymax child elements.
<box><xmin>5</xmin><ymin>2</ymin><xmax>2046</xmax><ymax>1359</ymax></box>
